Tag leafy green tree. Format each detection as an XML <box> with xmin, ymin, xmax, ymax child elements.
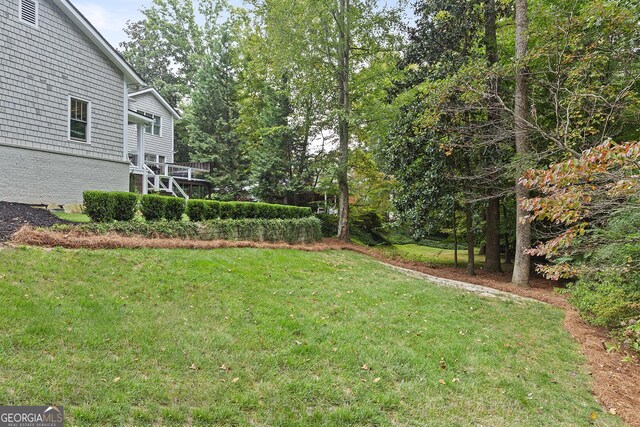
<box><xmin>187</xmin><ymin>27</ymin><xmax>250</xmax><ymax>197</ymax></box>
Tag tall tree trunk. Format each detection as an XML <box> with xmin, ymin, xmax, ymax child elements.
<box><xmin>503</xmin><ymin>202</ymin><xmax>512</xmax><ymax>264</ymax></box>
<box><xmin>336</xmin><ymin>0</ymin><xmax>351</xmax><ymax>241</ymax></box>
<box><xmin>485</xmin><ymin>198</ymin><xmax>502</xmax><ymax>272</ymax></box>
<box><xmin>512</xmin><ymin>0</ymin><xmax>531</xmax><ymax>286</ymax></box>
<box><xmin>483</xmin><ymin>0</ymin><xmax>502</xmax><ymax>273</ymax></box>
<box><xmin>465</xmin><ymin>202</ymin><xmax>475</xmax><ymax>276</ymax></box>
<box><xmin>452</xmin><ymin>205</ymin><xmax>458</xmax><ymax>268</ymax></box>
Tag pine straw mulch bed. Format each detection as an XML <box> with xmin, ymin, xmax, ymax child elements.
<box><xmin>8</xmin><ymin>226</ymin><xmax>640</xmax><ymax>427</ymax></box>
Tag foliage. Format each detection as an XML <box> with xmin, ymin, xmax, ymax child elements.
<box><xmin>523</xmin><ymin>141</ymin><xmax>640</xmax><ymax>350</ymax></box>
<box><xmin>165</xmin><ymin>197</ymin><xmax>186</xmax><ymax>221</ymax></box>
<box><xmin>187</xmin><ymin>24</ymin><xmax>250</xmax><ymax>197</ymax></box>
<box><xmin>140</xmin><ymin>195</ymin><xmax>167</xmax><ymax>222</ymax></box>
<box><xmin>186</xmin><ymin>200</ymin><xmax>312</xmax><ymax>221</ymax></box>
<box><xmin>111</xmin><ymin>192</ymin><xmax>139</xmax><ymax>222</ymax></box>
<box><xmin>53</xmin><ymin>218</ymin><xmax>322</xmax><ymax>244</ymax></box>
<box><xmin>185</xmin><ymin>199</ymin><xmax>207</xmax><ymax>222</ymax></box>
<box><xmin>521</xmin><ymin>141</ymin><xmax>640</xmax><ymax>278</ymax></box>
<box><xmin>82</xmin><ymin>191</ymin><xmax>115</xmax><ymax>223</ymax></box>
<box><xmin>316</xmin><ymin>210</ymin><xmax>386</xmax><ymax>245</ymax></box>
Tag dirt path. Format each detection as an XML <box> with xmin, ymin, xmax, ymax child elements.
<box><xmin>8</xmin><ymin>228</ymin><xmax>640</xmax><ymax>426</ymax></box>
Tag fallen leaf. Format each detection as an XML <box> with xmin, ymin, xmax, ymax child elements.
<box><xmin>113</xmin><ymin>377</ymin><xmax>121</xmax><ymax>383</ymax></box>
<box><xmin>231</xmin><ymin>377</ymin><xmax>239</xmax><ymax>383</ymax></box>
<box><xmin>452</xmin><ymin>378</ymin><xmax>460</xmax><ymax>383</ymax></box>
<box><xmin>438</xmin><ymin>379</ymin><xmax>446</xmax><ymax>385</ymax></box>
<box><xmin>373</xmin><ymin>377</ymin><xmax>381</xmax><ymax>383</ymax></box>
<box><xmin>609</xmin><ymin>408</ymin><xmax>617</xmax><ymax>415</ymax></box>
<box><xmin>219</xmin><ymin>364</ymin><xmax>230</xmax><ymax>371</ymax></box>
<box><xmin>189</xmin><ymin>364</ymin><xmax>198</xmax><ymax>370</ymax></box>
<box><xmin>361</xmin><ymin>364</ymin><xmax>370</xmax><ymax>371</ymax></box>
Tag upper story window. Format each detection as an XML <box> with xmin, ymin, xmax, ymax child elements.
<box><xmin>20</xmin><ymin>0</ymin><xmax>38</xmax><ymax>27</ymax></box>
<box><xmin>69</xmin><ymin>97</ymin><xmax>91</xmax><ymax>143</ymax></box>
<box><xmin>137</xmin><ymin>111</ymin><xmax>162</xmax><ymax>136</ymax></box>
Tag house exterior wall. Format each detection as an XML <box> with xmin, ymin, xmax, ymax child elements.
<box><xmin>128</xmin><ymin>92</ymin><xmax>174</xmax><ymax>163</ymax></box>
<box><xmin>0</xmin><ymin>144</ymin><xmax>129</xmax><ymax>205</ymax></box>
<box><xmin>0</xmin><ymin>0</ymin><xmax>125</xmax><ymax>161</ymax></box>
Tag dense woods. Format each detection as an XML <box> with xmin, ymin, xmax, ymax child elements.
<box><xmin>119</xmin><ymin>0</ymin><xmax>640</xmax><ymax>348</ymax></box>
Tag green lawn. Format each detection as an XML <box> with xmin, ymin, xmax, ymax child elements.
<box><xmin>0</xmin><ymin>247</ymin><xmax>619</xmax><ymax>426</ymax></box>
<box><xmin>52</xmin><ymin>212</ymin><xmax>91</xmax><ymax>223</ymax></box>
<box><xmin>380</xmin><ymin>243</ymin><xmax>493</xmax><ymax>267</ymax></box>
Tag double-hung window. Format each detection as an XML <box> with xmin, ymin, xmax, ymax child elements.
<box><xmin>69</xmin><ymin>97</ymin><xmax>91</xmax><ymax>143</ymax></box>
<box><xmin>137</xmin><ymin>111</ymin><xmax>162</xmax><ymax>136</ymax></box>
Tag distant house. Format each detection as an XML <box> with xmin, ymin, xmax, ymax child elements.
<box><xmin>0</xmin><ymin>0</ymin><xmax>208</xmax><ymax>206</ymax></box>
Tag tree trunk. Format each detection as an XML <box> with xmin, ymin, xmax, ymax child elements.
<box><xmin>503</xmin><ymin>202</ymin><xmax>512</xmax><ymax>264</ymax></box>
<box><xmin>512</xmin><ymin>0</ymin><xmax>531</xmax><ymax>286</ymax></box>
<box><xmin>483</xmin><ymin>0</ymin><xmax>502</xmax><ymax>274</ymax></box>
<box><xmin>485</xmin><ymin>198</ymin><xmax>502</xmax><ymax>272</ymax></box>
<box><xmin>452</xmin><ymin>205</ymin><xmax>458</xmax><ymax>268</ymax></box>
<box><xmin>336</xmin><ymin>0</ymin><xmax>350</xmax><ymax>241</ymax></box>
<box><xmin>465</xmin><ymin>202</ymin><xmax>475</xmax><ymax>276</ymax></box>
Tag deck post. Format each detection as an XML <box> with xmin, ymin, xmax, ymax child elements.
<box><xmin>136</xmin><ymin>124</ymin><xmax>145</xmax><ymax>168</ymax></box>
<box><xmin>142</xmin><ymin>168</ymin><xmax>148</xmax><ymax>195</ymax></box>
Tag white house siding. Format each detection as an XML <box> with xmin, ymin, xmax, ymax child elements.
<box><xmin>128</xmin><ymin>92</ymin><xmax>174</xmax><ymax>163</ymax></box>
<box><xmin>0</xmin><ymin>144</ymin><xmax>129</xmax><ymax>205</ymax></box>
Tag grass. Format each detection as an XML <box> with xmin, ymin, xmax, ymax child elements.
<box><xmin>0</xmin><ymin>247</ymin><xmax>620</xmax><ymax>426</ymax></box>
<box><xmin>53</xmin><ymin>212</ymin><xmax>91</xmax><ymax>223</ymax></box>
<box><xmin>379</xmin><ymin>243</ymin><xmax>490</xmax><ymax>267</ymax></box>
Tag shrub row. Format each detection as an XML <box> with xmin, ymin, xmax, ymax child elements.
<box><xmin>83</xmin><ymin>191</ymin><xmax>138</xmax><ymax>222</ymax></box>
<box><xmin>52</xmin><ymin>217</ymin><xmax>322</xmax><ymax>244</ymax></box>
<box><xmin>186</xmin><ymin>200</ymin><xmax>312</xmax><ymax>221</ymax></box>
<box><xmin>83</xmin><ymin>191</ymin><xmax>187</xmax><ymax>222</ymax></box>
<box><xmin>139</xmin><ymin>194</ymin><xmax>186</xmax><ymax>222</ymax></box>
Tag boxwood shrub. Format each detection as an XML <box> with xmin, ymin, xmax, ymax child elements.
<box><xmin>140</xmin><ymin>194</ymin><xmax>166</xmax><ymax>221</ymax></box>
<box><xmin>165</xmin><ymin>197</ymin><xmax>186</xmax><ymax>221</ymax></box>
<box><xmin>112</xmin><ymin>192</ymin><xmax>138</xmax><ymax>221</ymax></box>
<box><xmin>206</xmin><ymin>201</ymin><xmax>221</xmax><ymax>220</ymax></box>
<box><xmin>83</xmin><ymin>191</ymin><xmax>115</xmax><ymax>222</ymax></box>
<box><xmin>185</xmin><ymin>199</ymin><xmax>312</xmax><ymax>221</ymax></box>
<box><xmin>186</xmin><ymin>200</ymin><xmax>207</xmax><ymax>222</ymax></box>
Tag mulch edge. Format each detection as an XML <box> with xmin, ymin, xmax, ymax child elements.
<box><xmin>7</xmin><ymin>226</ymin><xmax>640</xmax><ymax>426</ymax></box>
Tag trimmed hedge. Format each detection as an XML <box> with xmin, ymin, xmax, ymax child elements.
<box><xmin>165</xmin><ymin>197</ymin><xmax>186</xmax><ymax>221</ymax></box>
<box><xmin>52</xmin><ymin>217</ymin><xmax>323</xmax><ymax>244</ymax></box>
<box><xmin>185</xmin><ymin>199</ymin><xmax>312</xmax><ymax>221</ymax></box>
<box><xmin>112</xmin><ymin>192</ymin><xmax>138</xmax><ymax>221</ymax></box>
<box><xmin>140</xmin><ymin>194</ymin><xmax>166</xmax><ymax>221</ymax></box>
<box><xmin>185</xmin><ymin>199</ymin><xmax>207</xmax><ymax>222</ymax></box>
<box><xmin>83</xmin><ymin>191</ymin><xmax>115</xmax><ymax>222</ymax></box>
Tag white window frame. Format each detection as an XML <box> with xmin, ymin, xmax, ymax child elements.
<box><xmin>19</xmin><ymin>0</ymin><xmax>39</xmax><ymax>28</ymax></box>
<box><xmin>138</xmin><ymin>111</ymin><xmax>162</xmax><ymax>137</ymax></box>
<box><xmin>68</xmin><ymin>96</ymin><xmax>92</xmax><ymax>144</ymax></box>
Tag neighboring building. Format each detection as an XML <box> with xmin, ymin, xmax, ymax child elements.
<box><xmin>0</xmin><ymin>0</ymin><xmax>207</xmax><ymax>205</ymax></box>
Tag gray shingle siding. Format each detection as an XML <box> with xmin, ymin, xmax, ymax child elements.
<box><xmin>128</xmin><ymin>92</ymin><xmax>175</xmax><ymax>163</ymax></box>
<box><xmin>0</xmin><ymin>0</ymin><xmax>125</xmax><ymax>162</ymax></box>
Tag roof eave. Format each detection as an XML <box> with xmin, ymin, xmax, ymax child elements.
<box><xmin>129</xmin><ymin>88</ymin><xmax>182</xmax><ymax>120</ymax></box>
<box><xmin>51</xmin><ymin>0</ymin><xmax>146</xmax><ymax>86</ymax></box>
